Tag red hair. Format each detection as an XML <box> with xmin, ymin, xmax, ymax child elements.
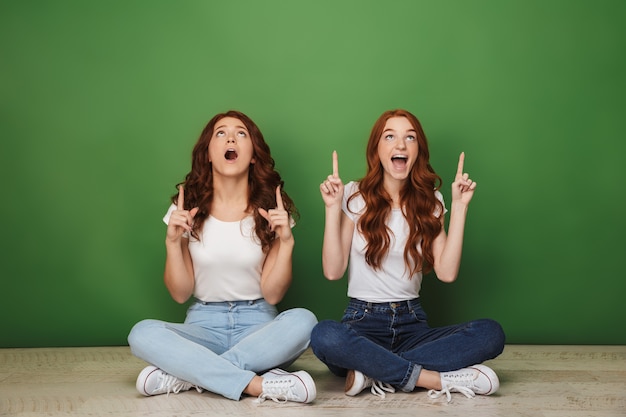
<box><xmin>348</xmin><ymin>109</ymin><xmax>443</xmax><ymax>276</ymax></box>
<box><xmin>173</xmin><ymin>110</ymin><xmax>297</xmax><ymax>253</ymax></box>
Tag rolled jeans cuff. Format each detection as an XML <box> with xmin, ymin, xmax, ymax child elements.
<box><xmin>401</xmin><ymin>363</ymin><xmax>422</xmax><ymax>392</ymax></box>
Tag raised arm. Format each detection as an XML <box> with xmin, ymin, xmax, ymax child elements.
<box><xmin>320</xmin><ymin>151</ymin><xmax>354</xmax><ymax>280</ymax></box>
<box><xmin>163</xmin><ymin>186</ymin><xmax>199</xmax><ymax>303</ymax></box>
<box><xmin>432</xmin><ymin>152</ymin><xmax>477</xmax><ymax>282</ymax></box>
<box><xmin>258</xmin><ymin>186</ymin><xmax>295</xmax><ymax>305</ymax></box>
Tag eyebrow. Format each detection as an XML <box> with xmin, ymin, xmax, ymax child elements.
<box><xmin>383</xmin><ymin>128</ymin><xmax>417</xmax><ymax>134</ymax></box>
<box><xmin>215</xmin><ymin>124</ymin><xmax>248</xmax><ymax>131</ymax></box>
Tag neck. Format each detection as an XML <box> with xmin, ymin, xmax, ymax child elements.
<box><xmin>212</xmin><ymin>175</ymin><xmax>249</xmax><ymax>210</ymax></box>
<box><xmin>383</xmin><ymin>177</ymin><xmax>404</xmax><ymax>208</ymax></box>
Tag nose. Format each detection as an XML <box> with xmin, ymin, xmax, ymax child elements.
<box><xmin>395</xmin><ymin>139</ymin><xmax>407</xmax><ymax>149</ymax></box>
<box><xmin>227</xmin><ymin>134</ymin><xmax>236</xmax><ymax>144</ymax></box>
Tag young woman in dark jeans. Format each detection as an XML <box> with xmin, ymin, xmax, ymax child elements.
<box><xmin>311</xmin><ymin>109</ymin><xmax>505</xmax><ymax>402</ymax></box>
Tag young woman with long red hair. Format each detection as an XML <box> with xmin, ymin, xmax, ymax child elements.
<box><xmin>311</xmin><ymin>109</ymin><xmax>504</xmax><ymax>402</ymax></box>
<box><xmin>128</xmin><ymin>110</ymin><xmax>317</xmax><ymax>404</ymax></box>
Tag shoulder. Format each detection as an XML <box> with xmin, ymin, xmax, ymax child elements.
<box><xmin>345</xmin><ymin>181</ymin><xmax>360</xmax><ymax>196</ymax></box>
<box><xmin>433</xmin><ymin>190</ymin><xmax>448</xmax><ymax>216</ymax></box>
<box><xmin>344</xmin><ymin>181</ymin><xmax>365</xmax><ymax>217</ymax></box>
<box><xmin>162</xmin><ymin>203</ymin><xmax>177</xmax><ymax>225</ymax></box>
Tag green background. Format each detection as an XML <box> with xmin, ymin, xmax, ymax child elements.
<box><xmin>1</xmin><ymin>1</ymin><xmax>624</xmax><ymax>347</ymax></box>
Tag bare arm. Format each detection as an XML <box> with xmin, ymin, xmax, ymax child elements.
<box><xmin>259</xmin><ymin>234</ymin><xmax>294</xmax><ymax>305</ymax></box>
<box><xmin>258</xmin><ymin>186</ymin><xmax>295</xmax><ymax>305</ymax></box>
<box><xmin>322</xmin><ymin>207</ymin><xmax>354</xmax><ymax>280</ymax></box>
<box><xmin>320</xmin><ymin>151</ymin><xmax>354</xmax><ymax>280</ymax></box>
<box><xmin>432</xmin><ymin>152</ymin><xmax>477</xmax><ymax>283</ymax></box>
<box><xmin>163</xmin><ymin>186</ymin><xmax>199</xmax><ymax>303</ymax></box>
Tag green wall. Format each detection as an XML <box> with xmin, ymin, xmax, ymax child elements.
<box><xmin>1</xmin><ymin>1</ymin><xmax>625</xmax><ymax>347</ymax></box>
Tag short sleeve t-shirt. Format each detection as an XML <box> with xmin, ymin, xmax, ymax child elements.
<box><xmin>342</xmin><ymin>181</ymin><xmax>446</xmax><ymax>303</ymax></box>
<box><xmin>163</xmin><ymin>204</ymin><xmax>264</xmax><ymax>302</ymax></box>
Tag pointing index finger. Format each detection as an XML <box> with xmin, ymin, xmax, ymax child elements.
<box><xmin>332</xmin><ymin>150</ymin><xmax>339</xmax><ymax>178</ymax></box>
<box><xmin>177</xmin><ymin>185</ymin><xmax>185</xmax><ymax>210</ymax></box>
<box><xmin>275</xmin><ymin>185</ymin><xmax>284</xmax><ymax>209</ymax></box>
<box><xmin>456</xmin><ymin>152</ymin><xmax>465</xmax><ymax>177</ymax></box>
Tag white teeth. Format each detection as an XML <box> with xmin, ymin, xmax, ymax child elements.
<box><xmin>391</xmin><ymin>155</ymin><xmax>408</xmax><ymax>159</ymax></box>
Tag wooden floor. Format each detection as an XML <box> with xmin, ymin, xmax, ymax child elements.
<box><xmin>0</xmin><ymin>345</ymin><xmax>624</xmax><ymax>417</ymax></box>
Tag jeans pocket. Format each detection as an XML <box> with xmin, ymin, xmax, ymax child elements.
<box><xmin>341</xmin><ymin>307</ymin><xmax>367</xmax><ymax>324</ymax></box>
<box><xmin>255</xmin><ymin>302</ymin><xmax>278</xmax><ymax>316</ymax></box>
<box><xmin>409</xmin><ymin>307</ymin><xmax>428</xmax><ymax>323</ymax></box>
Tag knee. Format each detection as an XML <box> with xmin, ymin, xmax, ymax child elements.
<box><xmin>478</xmin><ymin>318</ymin><xmax>506</xmax><ymax>356</ymax></box>
<box><xmin>280</xmin><ymin>308</ymin><xmax>318</xmax><ymax>331</ymax></box>
<box><xmin>127</xmin><ymin>319</ymin><xmax>160</xmax><ymax>348</ymax></box>
<box><xmin>310</xmin><ymin>320</ymin><xmax>344</xmax><ymax>353</ymax></box>
<box><xmin>294</xmin><ymin>308</ymin><xmax>319</xmax><ymax>330</ymax></box>
<box><xmin>276</xmin><ymin>308</ymin><xmax>318</xmax><ymax>344</ymax></box>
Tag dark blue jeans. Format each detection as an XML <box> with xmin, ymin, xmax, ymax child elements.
<box><xmin>310</xmin><ymin>298</ymin><xmax>505</xmax><ymax>392</ymax></box>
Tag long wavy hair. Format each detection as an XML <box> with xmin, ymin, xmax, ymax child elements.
<box><xmin>348</xmin><ymin>109</ymin><xmax>443</xmax><ymax>276</ymax></box>
<box><xmin>172</xmin><ymin>110</ymin><xmax>297</xmax><ymax>253</ymax></box>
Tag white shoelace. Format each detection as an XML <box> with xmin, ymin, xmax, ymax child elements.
<box><xmin>370</xmin><ymin>380</ymin><xmax>396</xmax><ymax>399</ymax></box>
<box><xmin>158</xmin><ymin>373</ymin><xmax>200</xmax><ymax>395</ymax></box>
<box><xmin>255</xmin><ymin>388</ymin><xmax>291</xmax><ymax>404</ymax></box>
<box><xmin>255</xmin><ymin>381</ymin><xmax>296</xmax><ymax>404</ymax></box>
<box><xmin>427</xmin><ymin>384</ymin><xmax>475</xmax><ymax>403</ymax></box>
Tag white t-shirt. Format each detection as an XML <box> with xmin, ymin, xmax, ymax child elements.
<box><xmin>163</xmin><ymin>204</ymin><xmax>264</xmax><ymax>302</ymax></box>
<box><xmin>343</xmin><ymin>181</ymin><xmax>446</xmax><ymax>303</ymax></box>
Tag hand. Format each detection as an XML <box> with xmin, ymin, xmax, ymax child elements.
<box><xmin>451</xmin><ymin>152</ymin><xmax>477</xmax><ymax>205</ymax></box>
<box><xmin>320</xmin><ymin>150</ymin><xmax>344</xmax><ymax>208</ymax></box>
<box><xmin>259</xmin><ymin>186</ymin><xmax>293</xmax><ymax>243</ymax></box>
<box><xmin>166</xmin><ymin>186</ymin><xmax>199</xmax><ymax>243</ymax></box>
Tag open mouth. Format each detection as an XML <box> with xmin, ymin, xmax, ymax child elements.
<box><xmin>391</xmin><ymin>155</ymin><xmax>408</xmax><ymax>169</ymax></box>
<box><xmin>225</xmin><ymin>149</ymin><xmax>238</xmax><ymax>161</ymax></box>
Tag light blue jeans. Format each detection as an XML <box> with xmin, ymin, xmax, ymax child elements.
<box><xmin>128</xmin><ymin>299</ymin><xmax>317</xmax><ymax>400</ymax></box>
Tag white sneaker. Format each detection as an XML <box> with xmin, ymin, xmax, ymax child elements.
<box><xmin>136</xmin><ymin>365</ymin><xmax>202</xmax><ymax>396</ymax></box>
<box><xmin>428</xmin><ymin>364</ymin><xmax>499</xmax><ymax>402</ymax></box>
<box><xmin>345</xmin><ymin>369</ymin><xmax>395</xmax><ymax>398</ymax></box>
<box><xmin>256</xmin><ymin>368</ymin><xmax>316</xmax><ymax>403</ymax></box>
